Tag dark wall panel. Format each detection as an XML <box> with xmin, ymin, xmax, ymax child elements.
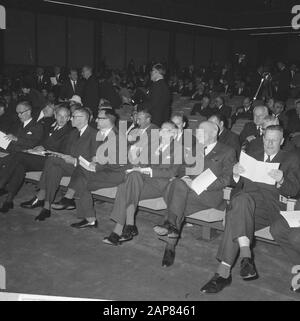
<box><xmin>195</xmin><ymin>35</ymin><xmax>212</xmax><ymax>67</ymax></box>
<box><xmin>149</xmin><ymin>29</ymin><xmax>169</xmax><ymax>62</ymax></box>
<box><xmin>212</xmin><ymin>38</ymin><xmax>229</xmax><ymax>64</ymax></box>
<box><xmin>5</xmin><ymin>9</ymin><xmax>35</xmax><ymax>65</ymax></box>
<box><xmin>126</xmin><ymin>26</ymin><xmax>147</xmax><ymax>67</ymax></box>
<box><xmin>68</xmin><ymin>18</ymin><xmax>94</xmax><ymax>68</ymax></box>
<box><xmin>37</xmin><ymin>14</ymin><xmax>65</xmax><ymax>66</ymax></box>
<box><xmin>102</xmin><ymin>22</ymin><xmax>125</xmax><ymax>69</ymax></box>
<box><xmin>175</xmin><ymin>32</ymin><xmax>194</xmax><ymax>68</ymax></box>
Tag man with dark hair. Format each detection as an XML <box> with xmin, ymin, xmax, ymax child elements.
<box><xmin>21</xmin><ymin>108</ymin><xmax>98</xmax><ymax>221</ymax></box>
<box><xmin>59</xmin><ymin>68</ymin><xmax>84</xmax><ymax>101</ymax></box>
<box><xmin>81</xmin><ymin>65</ymin><xmax>100</xmax><ymax>118</ymax></box>
<box><xmin>209</xmin><ymin>96</ymin><xmax>232</xmax><ymax>121</ymax></box>
<box><xmin>190</xmin><ymin>95</ymin><xmax>211</xmax><ymax>118</ymax></box>
<box><xmin>201</xmin><ymin>125</ymin><xmax>300</xmax><ymax>294</ymax></box>
<box><xmin>231</xmin><ymin>97</ymin><xmax>253</xmax><ymax>126</ymax></box>
<box><xmin>208</xmin><ymin>113</ymin><xmax>240</xmax><ymax>158</ymax></box>
<box><xmin>147</xmin><ymin>63</ymin><xmax>171</xmax><ymax>127</ymax></box>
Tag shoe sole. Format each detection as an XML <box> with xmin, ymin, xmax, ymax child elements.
<box><xmin>102</xmin><ymin>239</ymin><xmax>121</xmax><ymax>246</ymax></box>
<box><xmin>52</xmin><ymin>206</ymin><xmax>76</xmax><ymax>210</ymax></box>
<box><xmin>119</xmin><ymin>236</ymin><xmax>133</xmax><ymax>242</ymax></box>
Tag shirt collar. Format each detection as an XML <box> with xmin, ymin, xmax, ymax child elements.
<box><xmin>79</xmin><ymin>124</ymin><xmax>88</xmax><ymax>136</ymax></box>
<box><xmin>101</xmin><ymin>127</ymin><xmax>113</xmax><ymax>139</ymax></box>
<box><xmin>205</xmin><ymin>141</ymin><xmax>217</xmax><ymax>155</ymax></box>
<box><xmin>37</xmin><ymin>110</ymin><xmax>44</xmax><ymax>122</ymax></box>
<box><xmin>23</xmin><ymin>118</ymin><xmax>32</xmax><ymax>128</ymax></box>
<box><xmin>264</xmin><ymin>152</ymin><xmax>277</xmax><ymax>162</ymax></box>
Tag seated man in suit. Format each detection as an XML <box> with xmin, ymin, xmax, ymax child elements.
<box><xmin>239</xmin><ymin>105</ymin><xmax>269</xmax><ymax>148</ymax></box>
<box><xmin>209</xmin><ymin>96</ymin><xmax>232</xmax><ymax>121</ymax></box>
<box><xmin>0</xmin><ymin>106</ymin><xmax>72</xmax><ymax>213</ymax></box>
<box><xmin>246</xmin><ymin>115</ymin><xmax>279</xmax><ymax>154</ymax></box>
<box><xmin>20</xmin><ymin>108</ymin><xmax>98</xmax><ymax>221</ymax></box>
<box><xmin>231</xmin><ymin>97</ymin><xmax>253</xmax><ymax>127</ymax></box>
<box><xmin>59</xmin><ymin>68</ymin><xmax>84</xmax><ymax>101</ymax></box>
<box><xmin>154</xmin><ymin>121</ymin><xmax>236</xmax><ymax>267</ymax></box>
<box><xmin>190</xmin><ymin>95</ymin><xmax>211</xmax><ymax>118</ymax></box>
<box><xmin>3</xmin><ymin>101</ymin><xmax>43</xmax><ymax>153</ymax></box>
<box><xmin>103</xmin><ymin>121</ymin><xmax>184</xmax><ymax>245</ymax></box>
<box><xmin>208</xmin><ymin>113</ymin><xmax>240</xmax><ymax>158</ymax></box>
<box><xmin>56</xmin><ymin>109</ymin><xmax>130</xmax><ymax>229</ymax></box>
<box><xmin>201</xmin><ymin>125</ymin><xmax>300</xmax><ymax>294</ymax></box>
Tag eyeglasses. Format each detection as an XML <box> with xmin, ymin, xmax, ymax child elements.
<box><xmin>17</xmin><ymin>109</ymin><xmax>30</xmax><ymax>115</ymax></box>
<box><xmin>71</xmin><ymin>115</ymin><xmax>85</xmax><ymax>119</ymax></box>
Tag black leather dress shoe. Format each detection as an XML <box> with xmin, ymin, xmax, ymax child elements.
<box><xmin>119</xmin><ymin>225</ymin><xmax>138</xmax><ymax>242</ymax></box>
<box><xmin>162</xmin><ymin>248</ymin><xmax>175</xmax><ymax>267</ymax></box>
<box><xmin>51</xmin><ymin>197</ymin><xmax>76</xmax><ymax>210</ymax></box>
<box><xmin>290</xmin><ymin>286</ymin><xmax>300</xmax><ymax>293</ymax></box>
<box><xmin>240</xmin><ymin>258</ymin><xmax>258</xmax><ymax>280</ymax></box>
<box><xmin>35</xmin><ymin>209</ymin><xmax>51</xmax><ymax>221</ymax></box>
<box><xmin>0</xmin><ymin>201</ymin><xmax>13</xmax><ymax>213</ymax></box>
<box><xmin>103</xmin><ymin>232</ymin><xmax>122</xmax><ymax>246</ymax></box>
<box><xmin>21</xmin><ymin>197</ymin><xmax>44</xmax><ymax>209</ymax></box>
<box><xmin>71</xmin><ymin>219</ymin><xmax>98</xmax><ymax>229</ymax></box>
<box><xmin>200</xmin><ymin>273</ymin><xmax>232</xmax><ymax>294</ymax></box>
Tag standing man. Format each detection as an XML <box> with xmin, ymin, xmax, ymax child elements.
<box><xmin>59</xmin><ymin>68</ymin><xmax>84</xmax><ymax>101</ymax></box>
<box><xmin>147</xmin><ymin>63</ymin><xmax>171</xmax><ymax>127</ymax></box>
<box><xmin>81</xmin><ymin>65</ymin><xmax>100</xmax><ymax>118</ymax></box>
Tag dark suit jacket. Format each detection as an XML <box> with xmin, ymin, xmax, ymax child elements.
<box><xmin>60</xmin><ymin>79</ymin><xmax>84</xmax><ymax>101</ymax></box>
<box><xmin>7</xmin><ymin>119</ymin><xmax>44</xmax><ymax>152</ymax></box>
<box><xmin>0</xmin><ymin>113</ymin><xmax>13</xmax><ymax>134</ymax></box>
<box><xmin>147</xmin><ymin>79</ymin><xmax>171</xmax><ymax>127</ymax></box>
<box><xmin>63</xmin><ymin>125</ymin><xmax>98</xmax><ymax>162</ymax></box>
<box><xmin>188</xmin><ymin>142</ymin><xmax>236</xmax><ymax>209</ymax></box>
<box><xmin>219</xmin><ymin>128</ymin><xmax>240</xmax><ymax>158</ymax></box>
<box><xmin>42</xmin><ymin>122</ymin><xmax>73</xmax><ymax>153</ymax></box>
<box><xmin>209</xmin><ymin>104</ymin><xmax>232</xmax><ymax>120</ymax></box>
<box><xmin>22</xmin><ymin>89</ymin><xmax>46</xmax><ymax>118</ymax></box>
<box><xmin>33</xmin><ymin>75</ymin><xmax>51</xmax><ymax>91</ymax></box>
<box><xmin>233</xmin><ymin>150</ymin><xmax>300</xmax><ymax>203</ymax></box>
<box><xmin>284</xmin><ymin>109</ymin><xmax>300</xmax><ymax>136</ymax></box>
<box><xmin>239</xmin><ymin>121</ymin><xmax>261</xmax><ymax>145</ymax></box>
<box><xmin>231</xmin><ymin>107</ymin><xmax>253</xmax><ymax>126</ymax></box>
<box><xmin>99</xmin><ymin>80</ymin><xmax>122</xmax><ymax>110</ymax></box>
<box><xmin>36</xmin><ymin>116</ymin><xmax>55</xmax><ymax>141</ymax></box>
<box><xmin>82</xmin><ymin>75</ymin><xmax>100</xmax><ymax>117</ymax></box>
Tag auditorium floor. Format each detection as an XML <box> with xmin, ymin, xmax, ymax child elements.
<box><xmin>0</xmin><ymin>182</ymin><xmax>299</xmax><ymax>301</ymax></box>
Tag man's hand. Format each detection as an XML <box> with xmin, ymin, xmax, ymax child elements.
<box><xmin>246</xmin><ymin>135</ymin><xmax>256</xmax><ymax>143</ymax></box>
<box><xmin>233</xmin><ymin>163</ymin><xmax>245</xmax><ymax>180</ymax></box>
<box><xmin>62</xmin><ymin>155</ymin><xmax>76</xmax><ymax>165</ymax></box>
<box><xmin>5</xmin><ymin>134</ymin><xmax>17</xmax><ymax>141</ymax></box>
<box><xmin>89</xmin><ymin>161</ymin><xmax>96</xmax><ymax>172</ymax></box>
<box><xmin>268</xmin><ymin>169</ymin><xmax>284</xmax><ymax>183</ymax></box>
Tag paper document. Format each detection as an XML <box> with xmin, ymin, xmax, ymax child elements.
<box><xmin>79</xmin><ymin>156</ymin><xmax>96</xmax><ymax>172</ymax></box>
<box><xmin>239</xmin><ymin>151</ymin><xmax>280</xmax><ymax>185</ymax></box>
<box><xmin>50</xmin><ymin>77</ymin><xmax>57</xmax><ymax>86</ymax></box>
<box><xmin>280</xmin><ymin>211</ymin><xmax>300</xmax><ymax>228</ymax></box>
<box><xmin>190</xmin><ymin>168</ymin><xmax>217</xmax><ymax>195</ymax></box>
<box><xmin>25</xmin><ymin>149</ymin><xmax>47</xmax><ymax>156</ymax></box>
<box><xmin>0</xmin><ymin>131</ymin><xmax>11</xmax><ymax>150</ymax></box>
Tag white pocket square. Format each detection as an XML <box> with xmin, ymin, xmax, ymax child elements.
<box><xmin>27</xmin><ymin>132</ymin><xmax>33</xmax><ymax>135</ymax></box>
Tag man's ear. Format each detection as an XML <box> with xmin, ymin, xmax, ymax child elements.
<box><xmin>280</xmin><ymin>137</ymin><xmax>285</xmax><ymax>146</ymax></box>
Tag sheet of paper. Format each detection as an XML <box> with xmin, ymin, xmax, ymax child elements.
<box><xmin>25</xmin><ymin>149</ymin><xmax>46</xmax><ymax>156</ymax></box>
<box><xmin>190</xmin><ymin>168</ymin><xmax>217</xmax><ymax>195</ymax></box>
<box><xmin>50</xmin><ymin>77</ymin><xmax>57</xmax><ymax>86</ymax></box>
<box><xmin>280</xmin><ymin>211</ymin><xmax>300</xmax><ymax>228</ymax></box>
<box><xmin>239</xmin><ymin>151</ymin><xmax>280</xmax><ymax>185</ymax></box>
<box><xmin>78</xmin><ymin>156</ymin><xmax>95</xmax><ymax>172</ymax></box>
<box><xmin>0</xmin><ymin>131</ymin><xmax>11</xmax><ymax>150</ymax></box>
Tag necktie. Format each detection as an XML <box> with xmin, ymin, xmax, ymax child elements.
<box><xmin>265</xmin><ymin>155</ymin><xmax>271</xmax><ymax>163</ymax></box>
<box><xmin>72</xmin><ymin>81</ymin><xmax>75</xmax><ymax>92</ymax></box>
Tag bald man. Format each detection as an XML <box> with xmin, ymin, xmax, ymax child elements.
<box><xmin>246</xmin><ymin>115</ymin><xmax>279</xmax><ymax>154</ymax></box>
<box><xmin>154</xmin><ymin>121</ymin><xmax>236</xmax><ymax>267</ymax></box>
<box><xmin>239</xmin><ymin>106</ymin><xmax>269</xmax><ymax>146</ymax></box>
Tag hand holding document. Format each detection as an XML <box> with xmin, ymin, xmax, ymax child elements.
<box><xmin>280</xmin><ymin>211</ymin><xmax>300</xmax><ymax>228</ymax></box>
<box><xmin>190</xmin><ymin>168</ymin><xmax>217</xmax><ymax>195</ymax></box>
<box><xmin>78</xmin><ymin>156</ymin><xmax>96</xmax><ymax>172</ymax></box>
<box><xmin>239</xmin><ymin>151</ymin><xmax>280</xmax><ymax>185</ymax></box>
<box><xmin>0</xmin><ymin>131</ymin><xmax>12</xmax><ymax>150</ymax></box>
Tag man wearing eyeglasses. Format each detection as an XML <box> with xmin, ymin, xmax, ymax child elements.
<box><xmin>3</xmin><ymin>101</ymin><xmax>43</xmax><ymax>153</ymax></box>
<box><xmin>21</xmin><ymin>108</ymin><xmax>98</xmax><ymax>221</ymax></box>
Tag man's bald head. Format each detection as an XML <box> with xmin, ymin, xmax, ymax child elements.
<box><xmin>198</xmin><ymin>121</ymin><xmax>219</xmax><ymax>146</ymax></box>
<box><xmin>253</xmin><ymin>106</ymin><xmax>269</xmax><ymax>127</ymax></box>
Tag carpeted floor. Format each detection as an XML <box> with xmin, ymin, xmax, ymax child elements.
<box><xmin>0</xmin><ymin>182</ymin><xmax>299</xmax><ymax>301</ymax></box>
